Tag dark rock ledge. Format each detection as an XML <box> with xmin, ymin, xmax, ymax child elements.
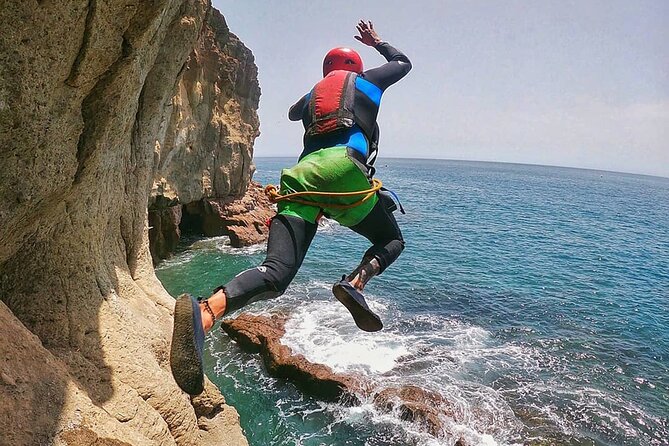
<box><xmin>149</xmin><ymin>181</ymin><xmax>275</xmax><ymax>264</ymax></box>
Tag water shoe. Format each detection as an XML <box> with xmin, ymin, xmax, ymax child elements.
<box><xmin>170</xmin><ymin>294</ymin><xmax>205</xmax><ymax>395</ymax></box>
<box><xmin>332</xmin><ymin>278</ymin><xmax>383</xmax><ymax>332</ymax></box>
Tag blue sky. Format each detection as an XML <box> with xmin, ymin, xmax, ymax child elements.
<box><xmin>214</xmin><ymin>0</ymin><xmax>669</xmax><ymax>177</ymax></box>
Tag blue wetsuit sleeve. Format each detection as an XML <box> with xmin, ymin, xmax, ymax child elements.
<box><xmin>289</xmin><ymin>94</ymin><xmax>308</xmax><ymax>121</ymax></box>
<box><xmin>362</xmin><ymin>42</ymin><xmax>412</xmax><ymax>91</ymax></box>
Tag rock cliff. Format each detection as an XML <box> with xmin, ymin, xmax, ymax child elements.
<box><xmin>148</xmin><ymin>7</ymin><xmax>267</xmax><ymax>263</ymax></box>
<box><xmin>0</xmin><ymin>1</ymin><xmax>256</xmax><ymax>444</ymax></box>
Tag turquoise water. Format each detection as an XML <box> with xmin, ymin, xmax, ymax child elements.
<box><xmin>157</xmin><ymin>159</ymin><xmax>669</xmax><ymax>446</ymax></box>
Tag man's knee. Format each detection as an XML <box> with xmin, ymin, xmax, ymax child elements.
<box><xmin>221</xmin><ymin>264</ymin><xmax>293</xmax><ymax>314</ymax></box>
<box><xmin>262</xmin><ymin>261</ymin><xmax>299</xmax><ymax>294</ymax></box>
<box><xmin>365</xmin><ymin>238</ymin><xmax>405</xmax><ymax>274</ymax></box>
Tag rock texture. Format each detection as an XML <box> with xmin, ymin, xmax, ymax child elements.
<box><xmin>221</xmin><ymin>313</ymin><xmax>455</xmax><ymax>438</ymax></box>
<box><xmin>148</xmin><ymin>7</ymin><xmax>266</xmax><ymax>263</ymax></box>
<box><xmin>152</xmin><ymin>7</ymin><xmax>259</xmax><ymax>205</ymax></box>
<box><xmin>222</xmin><ymin>313</ymin><xmax>366</xmax><ymax>403</ymax></box>
<box><xmin>183</xmin><ymin>181</ymin><xmax>274</xmax><ymax>247</ymax></box>
<box><xmin>149</xmin><ymin>196</ymin><xmax>184</xmax><ymax>263</ymax></box>
<box><xmin>373</xmin><ymin>386</ymin><xmax>451</xmax><ymax>437</ymax></box>
<box><xmin>150</xmin><ymin>181</ymin><xmax>273</xmax><ymax>263</ymax></box>
<box><xmin>0</xmin><ymin>2</ymin><xmax>253</xmax><ymax>444</ymax></box>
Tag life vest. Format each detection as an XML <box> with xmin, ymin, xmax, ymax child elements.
<box><xmin>304</xmin><ymin>70</ymin><xmax>378</xmax><ymax>145</ymax></box>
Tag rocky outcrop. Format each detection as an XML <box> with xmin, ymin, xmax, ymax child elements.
<box><xmin>373</xmin><ymin>386</ymin><xmax>451</xmax><ymax>437</ymax></box>
<box><xmin>148</xmin><ymin>7</ymin><xmax>266</xmax><ymax>263</ymax></box>
<box><xmin>222</xmin><ymin>313</ymin><xmax>367</xmax><ymax>403</ymax></box>
<box><xmin>150</xmin><ymin>182</ymin><xmax>273</xmax><ymax>262</ymax></box>
<box><xmin>0</xmin><ymin>2</ymin><xmax>252</xmax><ymax>444</ymax></box>
<box><xmin>152</xmin><ymin>8</ymin><xmax>259</xmax><ymax>205</ymax></box>
<box><xmin>182</xmin><ymin>181</ymin><xmax>274</xmax><ymax>247</ymax></box>
<box><xmin>221</xmin><ymin>313</ymin><xmax>455</xmax><ymax>438</ymax></box>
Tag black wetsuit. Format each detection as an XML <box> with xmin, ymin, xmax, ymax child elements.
<box><xmin>219</xmin><ymin>42</ymin><xmax>412</xmax><ymax>314</ymax></box>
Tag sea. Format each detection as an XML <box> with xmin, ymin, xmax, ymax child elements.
<box><xmin>156</xmin><ymin>158</ymin><xmax>669</xmax><ymax>446</ymax></box>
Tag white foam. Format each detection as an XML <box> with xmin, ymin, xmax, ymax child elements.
<box><xmin>454</xmin><ymin>326</ymin><xmax>489</xmax><ymax>348</ymax></box>
<box><xmin>188</xmin><ymin>235</ymin><xmax>267</xmax><ymax>255</ymax></box>
<box><xmin>275</xmin><ymin>294</ymin><xmax>525</xmax><ymax>443</ymax></box>
<box><xmin>157</xmin><ymin>236</ymin><xmax>268</xmax><ymax>272</ymax></box>
<box><xmin>155</xmin><ymin>250</ymin><xmax>197</xmax><ymax>269</ymax></box>
<box><xmin>335</xmin><ymin>401</ymin><xmax>509</xmax><ymax>446</ymax></box>
<box><xmin>221</xmin><ymin>278</ymin><xmax>660</xmax><ymax>445</ymax></box>
<box><xmin>219</xmin><ymin>279</ymin><xmax>552</xmax><ymax>443</ymax></box>
<box><xmin>316</xmin><ymin>217</ymin><xmax>340</xmax><ymax>234</ymax></box>
<box><xmin>281</xmin><ymin>297</ymin><xmax>408</xmax><ymax>374</ymax></box>
<box><xmin>188</xmin><ymin>235</ymin><xmax>230</xmax><ymax>250</ymax></box>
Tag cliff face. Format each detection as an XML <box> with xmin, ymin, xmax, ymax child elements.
<box><xmin>152</xmin><ymin>8</ymin><xmax>260</xmax><ymax>205</ymax></box>
<box><xmin>0</xmin><ymin>1</ymin><xmax>254</xmax><ymax>444</ymax></box>
<box><xmin>148</xmin><ymin>8</ymin><xmax>264</xmax><ymax>262</ymax></box>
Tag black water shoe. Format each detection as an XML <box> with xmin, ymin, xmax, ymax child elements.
<box><xmin>332</xmin><ymin>278</ymin><xmax>383</xmax><ymax>332</ymax></box>
<box><xmin>170</xmin><ymin>294</ymin><xmax>205</xmax><ymax>395</ymax></box>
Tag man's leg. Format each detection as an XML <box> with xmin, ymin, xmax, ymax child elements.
<box><xmin>330</xmin><ymin>192</ymin><xmax>404</xmax><ymax>332</ymax></box>
<box><xmin>200</xmin><ymin>214</ymin><xmax>318</xmax><ymax>331</ymax></box>
<box><xmin>171</xmin><ymin>210</ymin><xmax>318</xmax><ymax>395</ymax></box>
<box><xmin>346</xmin><ymin>192</ymin><xmax>405</xmax><ymax>291</ymax></box>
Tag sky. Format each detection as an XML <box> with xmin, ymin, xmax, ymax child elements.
<box><xmin>213</xmin><ymin>0</ymin><xmax>669</xmax><ymax>178</ymax></box>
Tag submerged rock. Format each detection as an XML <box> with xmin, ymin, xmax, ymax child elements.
<box><xmin>221</xmin><ymin>313</ymin><xmax>457</xmax><ymax>438</ymax></box>
<box><xmin>221</xmin><ymin>313</ymin><xmax>367</xmax><ymax>403</ymax></box>
<box><xmin>373</xmin><ymin>385</ymin><xmax>451</xmax><ymax>437</ymax></box>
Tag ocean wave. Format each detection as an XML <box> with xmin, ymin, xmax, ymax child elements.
<box><xmin>154</xmin><ymin>250</ymin><xmax>197</xmax><ymax>269</ymax></box>
<box><xmin>159</xmin><ymin>159</ymin><xmax>669</xmax><ymax>446</ymax></box>
<box><xmin>277</xmin><ymin>298</ymin><xmax>526</xmax><ymax>444</ymax></box>
<box><xmin>195</xmin><ymin>270</ymin><xmax>667</xmax><ymax>445</ymax></box>
<box><xmin>282</xmin><ymin>299</ymin><xmax>408</xmax><ymax>375</ymax></box>
<box><xmin>188</xmin><ymin>235</ymin><xmax>267</xmax><ymax>255</ymax></box>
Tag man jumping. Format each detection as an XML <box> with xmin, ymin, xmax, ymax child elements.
<box><xmin>170</xmin><ymin>20</ymin><xmax>412</xmax><ymax>395</ymax></box>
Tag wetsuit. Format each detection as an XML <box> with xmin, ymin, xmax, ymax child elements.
<box><xmin>218</xmin><ymin>42</ymin><xmax>412</xmax><ymax>314</ymax></box>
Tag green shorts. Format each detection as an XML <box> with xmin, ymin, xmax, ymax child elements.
<box><xmin>277</xmin><ymin>146</ymin><xmax>379</xmax><ymax>227</ymax></box>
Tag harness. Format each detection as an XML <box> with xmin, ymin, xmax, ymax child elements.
<box><xmin>264</xmin><ymin>178</ymin><xmax>383</xmax><ymax>210</ymax></box>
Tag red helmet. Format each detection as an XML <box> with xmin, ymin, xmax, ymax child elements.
<box><xmin>322</xmin><ymin>47</ymin><xmax>363</xmax><ymax>77</ymax></box>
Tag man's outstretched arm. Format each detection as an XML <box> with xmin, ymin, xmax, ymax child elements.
<box><xmin>356</xmin><ymin>20</ymin><xmax>412</xmax><ymax>90</ymax></box>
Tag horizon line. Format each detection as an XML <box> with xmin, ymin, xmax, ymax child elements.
<box><xmin>252</xmin><ymin>156</ymin><xmax>669</xmax><ymax>180</ymax></box>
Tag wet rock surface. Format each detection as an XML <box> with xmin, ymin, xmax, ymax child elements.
<box><xmin>221</xmin><ymin>313</ymin><xmax>457</xmax><ymax>438</ymax></box>
<box><xmin>221</xmin><ymin>313</ymin><xmax>366</xmax><ymax>403</ymax></box>
<box><xmin>373</xmin><ymin>385</ymin><xmax>451</xmax><ymax>437</ymax></box>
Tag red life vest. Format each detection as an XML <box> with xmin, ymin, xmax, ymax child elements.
<box><xmin>305</xmin><ymin>70</ymin><xmax>358</xmax><ymax>137</ymax></box>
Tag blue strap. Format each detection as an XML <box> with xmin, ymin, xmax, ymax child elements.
<box><xmin>381</xmin><ymin>187</ymin><xmax>406</xmax><ymax>214</ymax></box>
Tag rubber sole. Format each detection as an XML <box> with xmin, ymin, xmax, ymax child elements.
<box><xmin>332</xmin><ymin>282</ymin><xmax>383</xmax><ymax>332</ymax></box>
<box><xmin>170</xmin><ymin>294</ymin><xmax>205</xmax><ymax>395</ymax></box>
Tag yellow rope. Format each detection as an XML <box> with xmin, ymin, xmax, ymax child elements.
<box><xmin>264</xmin><ymin>178</ymin><xmax>383</xmax><ymax>210</ymax></box>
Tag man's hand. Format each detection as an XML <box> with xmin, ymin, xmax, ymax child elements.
<box><xmin>354</xmin><ymin>20</ymin><xmax>382</xmax><ymax>47</ymax></box>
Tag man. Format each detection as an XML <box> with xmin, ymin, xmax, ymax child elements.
<box><xmin>171</xmin><ymin>20</ymin><xmax>412</xmax><ymax>395</ymax></box>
